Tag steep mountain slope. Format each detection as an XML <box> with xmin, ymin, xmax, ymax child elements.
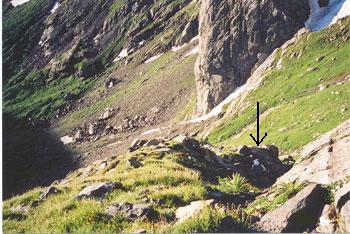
<box><xmin>194</xmin><ymin>0</ymin><xmax>310</xmax><ymax>115</ymax></box>
<box><xmin>207</xmin><ymin>17</ymin><xmax>350</xmax><ymax>153</ymax></box>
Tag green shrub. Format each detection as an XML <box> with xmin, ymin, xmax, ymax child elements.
<box><xmin>274</xmin><ymin>180</ymin><xmax>307</xmax><ymax>199</ymax></box>
<box><xmin>215</xmin><ymin>173</ymin><xmax>251</xmax><ymax>194</ymax></box>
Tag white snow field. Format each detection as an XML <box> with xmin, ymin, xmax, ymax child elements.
<box><xmin>11</xmin><ymin>0</ymin><xmax>31</xmax><ymax>6</ymax></box>
<box><xmin>187</xmin><ymin>84</ymin><xmax>247</xmax><ymax>123</ymax></box>
<box><xmin>306</xmin><ymin>0</ymin><xmax>350</xmax><ymax>31</ymax></box>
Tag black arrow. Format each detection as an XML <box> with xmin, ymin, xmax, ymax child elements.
<box><xmin>250</xmin><ymin>102</ymin><xmax>267</xmax><ymax>146</ymax></box>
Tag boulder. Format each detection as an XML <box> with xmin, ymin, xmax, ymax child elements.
<box><xmin>218</xmin><ymin>215</ymin><xmax>243</xmax><ymax>232</ymax></box>
<box><xmin>128</xmin><ymin>139</ymin><xmax>147</xmax><ymax>152</ymax></box>
<box><xmin>175</xmin><ymin>199</ymin><xmax>215</xmax><ymax>223</ymax></box>
<box><xmin>316</xmin><ymin>205</ymin><xmax>336</xmax><ymax>233</ymax></box>
<box><xmin>144</xmin><ymin>139</ymin><xmax>161</xmax><ymax>147</ymax></box>
<box><xmin>99</xmin><ymin>109</ymin><xmax>113</xmax><ymax>121</ymax></box>
<box><xmin>127</xmin><ymin>157</ymin><xmax>144</xmax><ymax>168</ymax></box>
<box><xmin>257</xmin><ymin>184</ymin><xmax>327</xmax><ymax>232</ymax></box>
<box><xmin>63</xmin><ymin>92</ymin><xmax>76</xmax><ymax>101</ymax></box>
<box><xmin>335</xmin><ymin>183</ymin><xmax>350</xmax><ymax>232</ymax></box>
<box><xmin>106</xmin><ymin>203</ymin><xmax>157</xmax><ymax>221</ymax></box>
<box><xmin>75</xmin><ymin>182</ymin><xmax>123</xmax><ymax>200</ymax></box>
<box><xmin>39</xmin><ymin>186</ymin><xmax>61</xmax><ymax>200</ymax></box>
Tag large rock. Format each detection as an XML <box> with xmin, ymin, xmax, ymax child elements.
<box><xmin>75</xmin><ymin>182</ymin><xmax>123</xmax><ymax>200</ymax></box>
<box><xmin>195</xmin><ymin>0</ymin><xmax>310</xmax><ymax>115</ymax></box>
<box><xmin>257</xmin><ymin>184</ymin><xmax>327</xmax><ymax>232</ymax></box>
<box><xmin>175</xmin><ymin>199</ymin><xmax>215</xmax><ymax>223</ymax></box>
<box><xmin>106</xmin><ymin>202</ymin><xmax>157</xmax><ymax>221</ymax></box>
<box><xmin>335</xmin><ymin>182</ymin><xmax>350</xmax><ymax>232</ymax></box>
<box><xmin>39</xmin><ymin>186</ymin><xmax>61</xmax><ymax>200</ymax></box>
<box><xmin>276</xmin><ymin>120</ymin><xmax>350</xmax><ymax>185</ymax></box>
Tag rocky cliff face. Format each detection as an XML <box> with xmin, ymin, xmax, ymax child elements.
<box><xmin>194</xmin><ymin>0</ymin><xmax>310</xmax><ymax>115</ymax></box>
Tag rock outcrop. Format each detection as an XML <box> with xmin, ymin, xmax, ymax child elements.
<box><xmin>335</xmin><ymin>182</ymin><xmax>350</xmax><ymax>232</ymax></box>
<box><xmin>276</xmin><ymin>120</ymin><xmax>350</xmax><ymax>185</ymax></box>
<box><xmin>194</xmin><ymin>0</ymin><xmax>310</xmax><ymax>115</ymax></box>
<box><xmin>75</xmin><ymin>182</ymin><xmax>123</xmax><ymax>200</ymax></box>
<box><xmin>257</xmin><ymin>183</ymin><xmax>327</xmax><ymax>232</ymax></box>
<box><xmin>106</xmin><ymin>203</ymin><xmax>157</xmax><ymax>221</ymax></box>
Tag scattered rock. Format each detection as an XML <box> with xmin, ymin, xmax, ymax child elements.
<box><xmin>63</xmin><ymin>92</ymin><xmax>76</xmax><ymax>101</ymax></box>
<box><xmin>106</xmin><ymin>203</ymin><xmax>157</xmax><ymax>221</ymax></box>
<box><xmin>144</xmin><ymin>139</ymin><xmax>161</xmax><ymax>147</ymax></box>
<box><xmin>307</xmin><ymin>67</ymin><xmax>319</xmax><ymax>72</ymax></box>
<box><xmin>99</xmin><ymin>108</ymin><xmax>113</xmax><ymax>121</ymax></box>
<box><xmin>104</xmin><ymin>78</ymin><xmax>119</xmax><ymax>89</ymax></box>
<box><xmin>257</xmin><ymin>184</ymin><xmax>327</xmax><ymax>232</ymax></box>
<box><xmin>316</xmin><ymin>55</ymin><xmax>326</xmax><ymax>62</ymax></box>
<box><xmin>238</xmin><ymin>145</ymin><xmax>251</xmax><ymax>155</ymax></box>
<box><xmin>88</xmin><ymin>123</ymin><xmax>97</xmax><ymax>135</ymax></box>
<box><xmin>175</xmin><ymin>199</ymin><xmax>215</xmax><ymax>223</ymax></box>
<box><xmin>127</xmin><ymin>157</ymin><xmax>144</xmax><ymax>168</ymax></box>
<box><xmin>129</xmin><ymin>139</ymin><xmax>147</xmax><ymax>152</ymax></box>
<box><xmin>218</xmin><ymin>215</ymin><xmax>243</xmax><ymax>232</ymax></box>
<box><xmin>131</xmin><ymin>229</ymin><xmax>147</xmax><ymax>233</ymax></box>
<box><xmin>60</xmin><ymin>135</ymin><xmax>75</xmax><ymax>145</ymax></box>
<box><xmin>39</xmin><ymin>186</ymin><xmax>61</xmax><ymax>200</ymax></box>
<box><xmin>75</xmin><ymin>182</ymin><xmax>123</xmax><ymax>200</ymax></box>
<box><xmin>28</xmin><ymin>118</ymin><xmax>51</xmax><ymax>129</ymax></box>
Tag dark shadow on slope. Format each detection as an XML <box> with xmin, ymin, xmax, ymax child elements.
<box><xmin>170</xmin><ymin>138</ymin><xmax>291</xmax><ymax>189</ymax></box>
<box><xmin>2</xmin><ymin>113</ymin><xmax>79</xmax><ymax>199</ymax></box>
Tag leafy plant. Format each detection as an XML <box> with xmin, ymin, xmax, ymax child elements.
<box><xmin>274</xmin><ymin>179</ymin><xmax>307</xmax><ymax>199</ymax></box>
<box><xmin>216</xmin><ymin>173</ymin><xmax>251</xmax><ymax>194</ymax></box>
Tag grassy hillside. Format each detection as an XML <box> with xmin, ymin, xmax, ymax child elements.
<box><xmin>208</xmin><ymin>17</ymin><xmax>350</xmax><ymax>153</ymax></box>
<box><xmin>3</xmin><ymin>143</ymin><xmax>253</xmax><ymax>233</ymax></box>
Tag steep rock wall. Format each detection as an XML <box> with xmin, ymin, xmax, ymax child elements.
<box><xmin>195</xmin><ymin>0</ymin><xmax>310</xmax><ymax>115</ymax></box>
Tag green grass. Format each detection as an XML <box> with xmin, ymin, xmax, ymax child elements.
<box><xmin>208</xmin><ymin>18</ymin><xmax>350</xmax><ymax>153</ymax></box>
<box><xmin>213</xmin><ymin>173</ymin><xmax>256</xmax><ymax>194</ymax></box>
<box><xmin>2</xmin><ymin>149</ymin><xmax>209</xmax><ymax>233</ymax></box>
<box><xmin>3</xmin><ymin>72</ymin><xmax>96</xmax><ymax>119</ymax></box>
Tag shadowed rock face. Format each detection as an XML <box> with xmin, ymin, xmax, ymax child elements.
<box><xmin>195</xmin><ymin>0</ymin><xmax>310</xmax><ymax>115</ymax></box>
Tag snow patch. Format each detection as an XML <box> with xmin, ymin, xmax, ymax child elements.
<box><xmin>139</xmin><ymin>40</ymin><xmax>145</xmax><ymax>46</ymax></box>
<box><xmin>190</xmin><ymin>35</ymin><xmax>200</xmax><ymax>43</ymax></box>
<box><xmin>11</xmin><ymin>0</ymin><xmax>31</xmax><ymax>6</ymax></box>
<box><xmin>144</xmin><ymin>53</ymin><xmax>163</xmax><ymax>64</ymax></box>
<box><xmin>172</xmin><ymin>43</ymin><xmax>187</xmax><ymax>52</ymax></box>
<box><xmin>113</xmin><ymin>48</ymin><xmax>128</xmax><ymax>62</ymax></box>
<box><xmin>185</xmin><ymin>45</ymin><xmax>199</xmax><ymax>57</ymax></box>
<box><xmin>50</xmin><ymin>2</ymin><xmax>60</xmax><ymax>14</ymax></box>
<box><xmin>186</xmin><ymin>84</ymin><xmax>247</xmax><ymax>123</ymax></box>
<box><xmin>142</xmin><ymin>127</ymin><xmax>167</xmax><ymax>135</ymax></box>
<box><xmin>306</xmin><ymin>0</ymin><xmax>350</xmax><ymax>31</ymax></box>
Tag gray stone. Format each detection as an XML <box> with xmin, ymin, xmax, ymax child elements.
<box><xmin>75</xmin><ymin>182</ymin><xmax>122</xmax><ymax>200</ymax></box>
<box><xmin>127</xmin><ymin>157</ymin><xmax>144</xmax><ymax>168</ymax></box>
<box><xmin>106</xmin><ymin>203</ymin><xmax>156</xmax><ymax>221</ymax></box>
<box><xmin>39</xmin><ymin>186</ymin><xmax>61</xmax><ymax>200</ymax></box>
<box><xmin>257</xmin><ymin>184</ymin><xmax>327</xmax><ymax>232</ymax></box>
<box><xmin>175</xmin><ymin>199</ymin><xmax>215</xmax><ymax>223</ymax></box>
<box><xmin>144</xmin><ymin>139</ymin><xmax>161</xmax><ymax>147</ymax></box>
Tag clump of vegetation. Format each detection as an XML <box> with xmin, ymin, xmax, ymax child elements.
<box><xmin>214</xmin><ymin>173</ymin><xmax>252</xmax><ymax>194</ymax></box>
<box><xmin>169</xmin><ymin>207</ymin><xmax>226</xmax><ymax>233</ymax></box>
<box><xmin>246</xmin><ymin>180</ymin><xmax>307</xmax><ymax>216</ymax></box>
<box><xmin>274</xmin><ymin>180</ymin><xmax>307</xmax><ymax>199</ymax></box>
